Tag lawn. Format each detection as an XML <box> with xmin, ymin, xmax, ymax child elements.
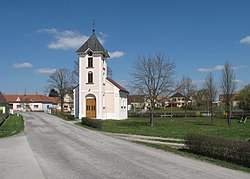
<box><xmin>0</xmin><ymin>114</ymin><xmax>24</xmax><ymax>138</ymax></box>
<box><xmin>92</xmin><ymin>117</ymin><xmax>250</xmax><ymax>141</ymax></box>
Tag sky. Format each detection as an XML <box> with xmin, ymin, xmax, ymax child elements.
<box><xmin>1</xmin><ymin>0</ymin><xmax>250</xmax><ymax>95</ymax></box>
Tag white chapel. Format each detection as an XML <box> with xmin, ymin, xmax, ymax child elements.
<box><xmin>73</xmin><ymin>30</ymin><xmax>129</xmax><ymax>120</ymax></box>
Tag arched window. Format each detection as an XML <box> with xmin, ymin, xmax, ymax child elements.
<box><xmin>88</xmin><ymin>57</ymin><xmax>93</xmax><ymax>67</ymax></box>
<box><xmin>88</xmin><ymin>71</ymin><xmax>93</xmax><ymax>83</ymax></box>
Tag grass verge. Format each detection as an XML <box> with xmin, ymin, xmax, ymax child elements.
<box><xmin>0</xmin><ymin>115</ymin><xmax>24</xmax><ymax>138</ymax></box>
<box><xmin>79</xmin><ymin>117</ymin><xmax>250</xmax><ymax>141</ymax></box>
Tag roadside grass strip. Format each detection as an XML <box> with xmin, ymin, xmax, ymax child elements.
<box><xmin>0</xmin><ymin>114</ymin><xmax>24</xmax><ymax>138</ymax></box>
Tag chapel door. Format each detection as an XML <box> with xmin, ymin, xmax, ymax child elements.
<box><xmin>86</xmin><ymin>99</ymin><xmax>96</xmax><ymax>118</ymax></box>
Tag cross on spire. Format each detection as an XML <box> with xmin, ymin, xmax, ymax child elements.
<box><xmin>92</xmin><ymin>20</ymin><xmax>96</xmax><ymax>33</ymax></box>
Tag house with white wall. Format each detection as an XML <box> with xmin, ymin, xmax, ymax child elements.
<box><xmin>170</xmin><ymin>92</ymin><xmax>191</xmax><ymax>108</ymax></box>
<box><xmin>74</xmin><ymin>30</ymin><xmax>129</xmax><ymax>119</ymax></box>
<box><xmin>4</xmin><ymin>94</ymin><xmax>57</xmax><ymax>113</ymax></box>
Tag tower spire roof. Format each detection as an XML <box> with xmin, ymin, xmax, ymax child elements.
<box><xmin>76</xmin><ymin>29</ymin><xmax>109</xmax><ymax>58</ymax></box>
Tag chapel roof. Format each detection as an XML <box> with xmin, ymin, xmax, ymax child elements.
<box><xmin>106</xmin><ymin>77</ymin><xmax>129</xmax><ymax>94</ymax></box>
<box><xmin>76</xmin><ymin>32</ymin><xmax>109</xmax><ymax>57</ymax></box>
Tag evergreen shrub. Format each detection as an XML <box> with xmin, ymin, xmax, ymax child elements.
<box><xmin>81</xmin><ymin>117</ymin><xmax>103</xmax><ymax>129</ymax></box>
<box><xmin>185</xmin><ymin>133</ymin><xmax>250</xmax><ymax>167</ymax></box>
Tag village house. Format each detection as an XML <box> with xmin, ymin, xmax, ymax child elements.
<box><xmin>50</xmin><ymin>94</ymin><xmax>74</xmax><ymax>113</ymax></box>
<box><xmin>170</xmin><ymin>92</ymin><xmax>192</xmax><ymax>108</ymax></box>
<box><xmin>0</xmin><ymin>92</ymin><xmax>8</xmax><ymax>114</ymax></box>
<box><xmin>0</xmin><ymin>91</ymin><xmax>9</xmax><ymax>125</ymax></box>
<box><xmin>218</xmin><ymin>93</ymin><xmax>238</xmax><ymax>107</ymax></box>
<box><xmin>128</xmin><ymin>95</ymin><xmax>146</xmax><ymax>109</ymax></box>
<box><xmin>74</xmin><ymin>30</ymin><xmax>129</xmax><ymax>119</ymax></box>
<box><xmin>4</xmin><ymin>94</ymin><xmax>58</xmax><ymax>113</ymax></box>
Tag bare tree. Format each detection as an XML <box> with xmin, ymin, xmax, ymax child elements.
<box><xmin>220</xmin><ymin>62</ymin><xmax>237</xmax><ymax>126</ymax></box>
<box><xmin>177</xmin><ymin>76</ymin><xmax>197</xmax><ymax>117</ymax></box>
<box><xmin>193</xmin><ymin>89</ymin><xmax>207</xmax><ymax>110</ymax></box>
<box><xmin>203</xmin><ymin>72</ymin><xmax>217</xmax><ymax>123</ymax></box>
<box><xmin>72</xmin><ymin>60</ymin><xmax>79</xmax><ymax>86</ymax></box>
<box><xmin>130</xmin><ymin>53</ymin><xmax>175</xmax><ymax>126</ymax></box>
<box><xmin>47</xmin><ymin>68</ymin><xmax>72</xmax><ymax>113</ymax></box>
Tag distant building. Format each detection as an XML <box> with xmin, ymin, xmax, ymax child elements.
<box><xmin>170</xmin><ymin>92</ymin><xmax>191</xmax><ymax>108</ymax></box>
<box><xmin>218</xmin><ymin>93</ymin><xmax>238</xmax><ymax>107</ymax></box>
<box><xmin>4</xmin><ymin>94</ymin><xmax>57</xmax><ymax>113</ymax></box>
<box><xmin>0</xmin><ymin>91</ymin><xmax>8</xmax><ymax>113</ymax></box>
<box><xmin>50</xmin><ymin>94</ymin><xmax>74</xmax><ymax>113</ymax></box>
<box><xmin>128</xmin><ymin>95</ymin><xmax>145</xmax><ymax>109</ymax></box>
<box><xmin>0</xmin><ymin>91</ymin><xmax>9</xmax><ymax>124</ymax></box>
<box><xmin>74</xmin><ymin>30</ymin><xmax>129</xmax><ymax>119</ymax></box>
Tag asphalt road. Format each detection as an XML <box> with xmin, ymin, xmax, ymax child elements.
<box><xmin>1</xmin><ymin>112</ymin><xmax>249</xmax><ymax>179</ymax></box>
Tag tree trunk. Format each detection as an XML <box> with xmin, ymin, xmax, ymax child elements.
<box><xmin>149</xmin><ymin>108</ymin><xmax>154</xmax><ymax>127</ymax></box>
<box><xmin>184</xmin><ymin>103</ymin><xmax>187</xmax><ymax>118</ymax></box>
<box><xmin>210</xmin><ymin>102</ymin><xmax>213</xmax><ymax>124</ymax></box>
<box><xmin>226</xmin><ymin>102</ymin><xmax>231</xmax><ymax>126</ymax></box>
<box><xmin>60</xmin><ymin>98</ymin><xmax>64</xmax><ymax>114</ymax></box>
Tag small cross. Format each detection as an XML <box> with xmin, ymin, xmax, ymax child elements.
<box><xmin>92</xmin><ymin>20</ymin><xmax>96</xmax><ymax>32</ymax></box>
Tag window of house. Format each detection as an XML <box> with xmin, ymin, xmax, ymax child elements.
<box><xmin>88</xmin><ymin>57</ymin><xmax>93</xmax><ymax>68</ymax></box>
<box><xmin>34</xmin><ymin>105</ymin><xmax>39</xmax><ymax>109</ymax></box>
<box><xmin>88</xmin><ymin>71</ymin><xmax>93</xmax><ymax>83</ymax></box>
<box><xmin>17</xmin><ymin>105</ymin><xmax>21</xmax><ymax>109</ymax></box>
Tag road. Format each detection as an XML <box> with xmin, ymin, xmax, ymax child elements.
<box><xmin>0</xmin><ymin>112</ymin><xmax>249</xmax><ymax>179</ymax></box>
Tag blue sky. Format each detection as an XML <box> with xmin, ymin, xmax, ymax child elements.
<box><xmin>1</xmin><ymin>0</ymin><xmax>250</xmax><ymax>94</ymax></box>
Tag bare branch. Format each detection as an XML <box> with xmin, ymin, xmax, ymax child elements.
<box><xmin>130</xmin><ymin>53</ymin><xmax>176</xmax><ymax>126</ymax></box>
<box><xmin>220</xmin><ymin>62</ymin><xmax>237</xmax><ymax>126</ymax></box>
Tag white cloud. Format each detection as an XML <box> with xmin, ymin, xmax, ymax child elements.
<box><xmin>99</xmin><ymin>32</ymin><xmax>107</xmax><ymax>37</ymax></box>
<box><xmin>198</xmin><ymin>65</ymin><xmax>224</xmax><ymax>72</ymax></box>
<box><xmin>234</xmin><ymin>79</ymin><xmax>244</xmax><ymax>83</ymax></box>
<box><xmin>37</xmin><ymin>28</ymin><xmax>90</xmax><ymax>50</ymax></box>
<box><xmin>198</xmin><ymin>65</ymin><xmax>245</xmax><ymax>72</ymax></box>
<box><xmin>240</xmin><ymin>36</ymin><xmax>250</xmax><ymax>44</ymax></box>
<box><xmin>34</xmin><ymin>68</ymin><xmax>57</xmax><ymax>74</ymax></box>
<box><xmin>109</xmin><ymin>51</ymin><xmax>125</xmax><ymax>58</ymax></box>
<box><xmin>13</xmin><ymin>62</ymin><xmax>33</xmax><ymax>68</ymax></box>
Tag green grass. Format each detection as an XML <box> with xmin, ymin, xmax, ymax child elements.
<box><xmin>0</xmin><ymin>115</ymin><xmax>24</xmax><ymax>138</ymax></box>
<box><xmin>84</xmin><ymin>117</ymin><xmax>250</xmax><ymax>141</ymax></box>
<box><xmin>137</xmin><ymin>142</ymin><xmax>250</xmax><ymax>173</ymax></box>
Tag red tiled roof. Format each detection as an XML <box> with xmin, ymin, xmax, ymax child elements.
<box><xmin>0</xmin><ymin>92</ymin><xmax>8</xmax><ymax>104</ymax></box>
<box><xmin>4</xmin><ymin>94</ymin><xmax>54</xmax><ymax>103</ymax></box>
<box><xmin>49</xmin><ymin>97</ymin><xmax>60</xmax><ymax>104</ymax></box>
<box><xmin>106</xmin><ymin>77</ymin><xmax>129</xmax><ymax>93</ymax></box>
<box><xmin>128</xmin><ymin>95</ymin><xmax>145</xmax><ymax>103</ymax></box>
<box><xmin>219</xmin><ymin>94</ymin><xmax>237</xmax><ymax>102</ymax></box>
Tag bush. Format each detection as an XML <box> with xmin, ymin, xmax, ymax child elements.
<box><xmin>81</xmin><ymin>117</ymin><xmax>103</xmax><ymax>129</ymax></box>
<box><xmin>66</xmin><ymin>114</ymin><xmax>75</xmax><ymax>120</ymax></box>
<box><xmin>185</xmin><ymin>133</ymin><xmax>250</xmax><ymax>167</ymax></box>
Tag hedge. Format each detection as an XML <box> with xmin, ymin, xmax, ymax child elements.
<box><xmin>185</xmin><ymin>133</ymin><xmax>250</xmax><ymax>167</ymax></box>
<box><xmin>81</xmin><ymin>117</ymin><xmax>103</xmax><ymax>129</ymax></box>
